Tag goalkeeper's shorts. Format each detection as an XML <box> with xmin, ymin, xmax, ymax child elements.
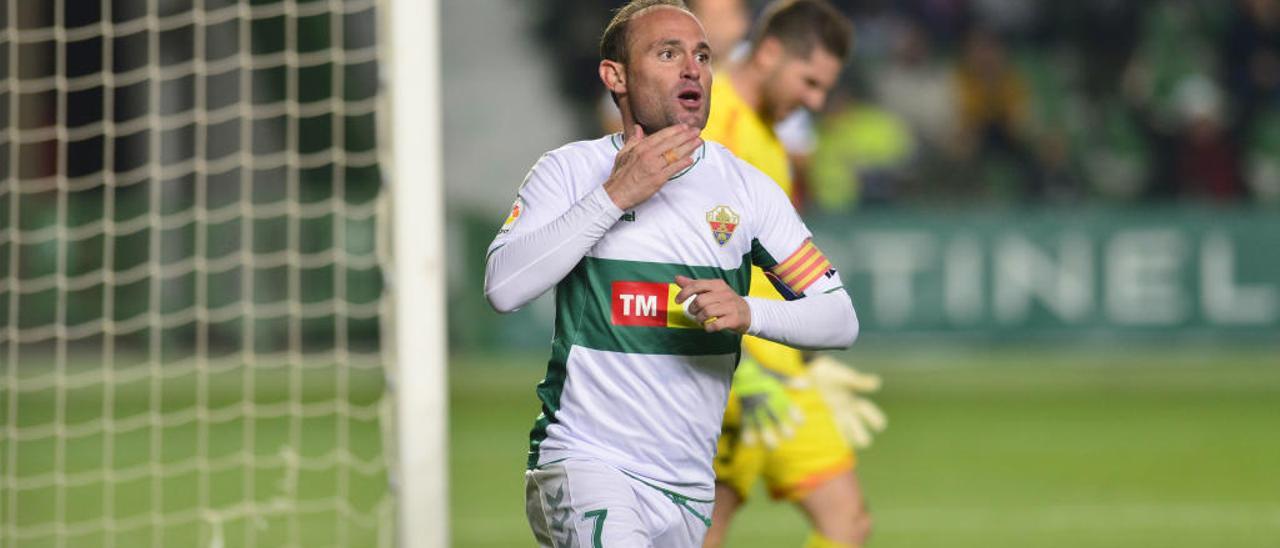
<box><xmin>713</xmin><ymin>381</ymin><xmax>855</xmax><ymax>502</ymax></box>
<box><xmin>716</xmin><ymin>266</ymin><xmax>855</xmax><ymax>501</ymax></box>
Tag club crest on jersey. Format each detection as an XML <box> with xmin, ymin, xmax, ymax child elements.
<box><xmin>706</xmin><ymin>205</ymin><xmax>739</xmax><ymax>246</ymax></box>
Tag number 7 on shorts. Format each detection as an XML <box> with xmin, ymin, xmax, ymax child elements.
<box><xmin>583</xmin><ymin>509</ymin><xmax>608</xmax><ymax>547</ymax></box>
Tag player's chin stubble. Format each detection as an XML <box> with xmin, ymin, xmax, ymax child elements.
<box><xmin>638</xmin><ymin>108</ymin><xmax>707</xmax><ymax>134</ymax></box>
<box><xmin>629</xmin><ymin>94</ymin><xmax>705</xmax><ymax>134</ymax></box>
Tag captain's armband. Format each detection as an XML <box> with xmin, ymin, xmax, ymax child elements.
<box><xmin>765</xmin><ymin>239</ymin><xmax>840</xmax><ymax>298</ymax></box>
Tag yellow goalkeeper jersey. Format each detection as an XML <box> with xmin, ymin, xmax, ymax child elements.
<box><xmin>702</xmin><ymin>76</ymin><xmax>793</xmax><ymax>199</ymax></box>
<box><xmin>703</xmin><ymin>74</ymin><xmax>808</xmax><ymax>378</ymax></box>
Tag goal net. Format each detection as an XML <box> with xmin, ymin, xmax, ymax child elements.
<box><xmin>1</xmin><ymin>1</ymin><xmax>401</xmax><ymax>546</ymax></box>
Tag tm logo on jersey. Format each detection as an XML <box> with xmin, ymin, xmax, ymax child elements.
<box><xmin>706</xmin><ymin>205</ymin><xmax>739</xmax><ymax>246</ymax></box>
<box><xmin>610</xmin><ymin>281</ymin><xmax>701</xmax><ymax>329</ymax></box>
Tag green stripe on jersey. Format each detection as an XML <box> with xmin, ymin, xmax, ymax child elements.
<box><xmin>750</xmin><ymin>238</ymin><xmax>778</xmax><ymax>270</ymax></box>
<box><xmin>527</xmin><ymin>302</ymin><xmax>576</xmax><ymax>469</ymax></box>
<box><xmin>557</xmin><ymin>254</ymin><xmax>750</xmax><ymax>356</ymax></box>
<box><xmin>526</xmin><ymin>254</ymin><xmax>751</xmax><ymax>467</ymax></box>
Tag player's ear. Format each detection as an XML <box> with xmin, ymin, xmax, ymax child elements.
<box><xmin>756</xmin><ymin>36</ymin><xmax>785</xmax><ymax>69</ymax></box>
<box><xmin>600</xmin><ymin>60</ymin><xmax>627</xmax><ymax>95</ymax></box>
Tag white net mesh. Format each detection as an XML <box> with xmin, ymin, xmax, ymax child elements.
<box><xmin>1</xmin><ymin>1</ymin><xmax>392</xmax><ymax>546</ymax></box>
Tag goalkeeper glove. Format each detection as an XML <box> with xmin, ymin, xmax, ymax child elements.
<box><xmin>733</xmin><ymin>357</ymin><xmax>804</xmax><ymax>448</ymax></box>
<box><xmin>807</xmin><ymin>355</ymin><xmax>887</xmax><ymax>449</ymax></box>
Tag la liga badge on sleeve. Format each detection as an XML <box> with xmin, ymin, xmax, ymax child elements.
<box><xmin>706</xmin><ymin>205</ymin><xmax>739</xmax><ymax>246</ymax></box>
<box><xmin>498</xmin><ymin>197</ymin><xmax>524</xmax><ymax>234</ymax></box>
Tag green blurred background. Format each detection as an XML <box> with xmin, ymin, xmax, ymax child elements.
<box><xmin>450</xmin><ymin>343</ymin><xmax>1280</xmax><ymax>548</ymax></box>
<box><xmin>5</xmin><ymin>0</ymin><xmax>1280</xmax><ymax>546</ymax></box>
<box><xmin>445</xmin><ymin>1</ymin><xmax>1280</xmax><ymax>542</ymax></box>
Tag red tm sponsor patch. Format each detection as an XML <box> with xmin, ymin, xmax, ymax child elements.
<box><xmin>611</xmin><ymin>281</ymin><xmax>668</xmax><ymax>327</ymax></box>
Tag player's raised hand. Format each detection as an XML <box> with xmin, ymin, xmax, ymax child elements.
<box><xmin>807</xmin><ymin>356</ymin><xmax>887</xmax><ymax>449</ymax></box>
<box><xmin>674</xmin><ymin>275</ymin><xmax>750</xmax><ymax>334</ymax></box>
<box><xmin>603</xmin><ymin>123</ymin><xmax>702</xmax><ymax>211</ymax></box>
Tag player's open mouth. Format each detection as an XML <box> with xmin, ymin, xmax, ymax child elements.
<box><xmin>677</xmin><ymin>89</ymin><xmax>703</xmax><ymax>109</ymax></box>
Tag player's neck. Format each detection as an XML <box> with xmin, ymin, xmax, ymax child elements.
<box><xmin>617</xmin><ymin>103</ymin><xmax>638</xmax><ymax>142</ymax></box>
<box><xmin>619</xmin><ymin>120</ymin><xmax>643</xmax><ymax>143</ymax></box>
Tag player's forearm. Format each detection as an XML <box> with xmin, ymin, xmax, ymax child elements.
<box><xmin>744</xmin><ymin>290</ymin><xmax>858</xmax><ymax>350</ymax></box>
<box><xmin>484</xmin><ymin>186</ymin><xmax>622</xmax><ymax>313</ymax></box>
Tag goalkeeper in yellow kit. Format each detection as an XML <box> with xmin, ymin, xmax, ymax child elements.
<box><xmin>699</xmin><ymin>2</ymin><xmax>885</xmax><ymax>547</ymax></box>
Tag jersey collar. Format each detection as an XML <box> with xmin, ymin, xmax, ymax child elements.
<box><xmin>610</xmin><ymin>132</ymin><xmax>706</xmax><ymax>180</ymax></box>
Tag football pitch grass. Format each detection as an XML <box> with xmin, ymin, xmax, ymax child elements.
<box><xmin>5</xmin><ymin>341</ymin><xmax>1278</xmax><ymax>547</ymax></box>
<box><xmin>3</xmin><ymin>359</ymin><xmax>390</xmax><ymax>548</ymax></box>
<box><xmin>450</xmin><ymin>341</ymin><xmax>1280</xmax><ymax>548</ymax></box>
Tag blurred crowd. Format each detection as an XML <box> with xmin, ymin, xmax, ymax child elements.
<box><xmin>530</xmin><ymin>0</ymin><xmax>1280</xmax><ymax>211</ymax></box>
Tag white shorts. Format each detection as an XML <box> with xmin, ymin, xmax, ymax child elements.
<box><xmin>524</xmin><ymin>457</ymin><xmax>714</xmax><ymax>548</ymax></box>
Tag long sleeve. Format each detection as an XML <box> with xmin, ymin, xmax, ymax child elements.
<box><xmin>730</xmin><ymin>152</ymin><xmax>859</xmax><ymax>349</ymax></box>
<box><xmin>744</xmin><ymin>289</ymin><xmax>859</xmax><ymax>350</ymax></box>
<box><xmin>485</xmin><ymin>185</ymin><xmax>622</xmax><ymax>313</ymax></box>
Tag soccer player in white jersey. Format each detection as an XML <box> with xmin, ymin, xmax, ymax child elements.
<box><xmin>484</xmin><ymin>1</ymin><xmax>860</xmax><ymax>546</ymax></box>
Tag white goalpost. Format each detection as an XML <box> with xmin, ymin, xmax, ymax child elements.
<box><xmin>382</xmin><ymin>0</ymin><xmax>447</xmax><ymax>546</ymax></box>
<box><xmin>0</xmin><ymin>0</ymin><xmax>445</xmax><ymax>546</ymax></box>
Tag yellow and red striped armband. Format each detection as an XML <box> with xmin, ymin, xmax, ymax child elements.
<box><xmin>770</xmin><ymin>239</ymin><xmax>832</xmax><ymax>295</ymax></box>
